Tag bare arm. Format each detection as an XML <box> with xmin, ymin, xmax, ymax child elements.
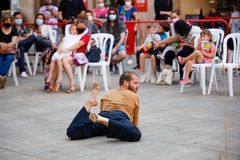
<box><xmin>154</xmin><ymin>35</ymin><xmax>179</xmax><ymax>49</ymax></box>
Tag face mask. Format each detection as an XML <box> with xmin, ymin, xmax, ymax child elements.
<box><xmin>36</xmin><ymin>19</ymin><xmax>43</xmax><ymax>26</ymax></box>
<box><xmin>109</xmin><ymin>14</ymin><xmax>116</xmax><ymax>21</ymax></box>
<box><xmin>15</xmin><ymin>19</ymin><xmax>22</xmax><ymax>25</ymax></box>
<box><xmin>77</xmin><ymin>28</ymin><xmax>85</xmax><ymax>34</ymax></box>
<box><xmin>125</xmin><ymin>2</ymin><xmax>131</xmax><ymax>7</ymax></box>
<box><xmin>3</xmin><ymin>23</ymin><xmax>12</xmax><ymax>28</ymax></box>
<box><xmin>88</xmin><ymin>16</ymin><xmax>93</xmax><ymax>21</ymax></box>
<box><xmin>98</xmin><ymin>3</ymin><xmax>104</xmax><ymax>8</ymax></box>
<box><xmin>172</xmin><ymin>18</ymin><xmax>179</xmax><ymax>23</ymax></box>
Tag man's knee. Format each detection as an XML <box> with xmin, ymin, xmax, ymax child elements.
<box><xmin>66</xmin><ymin>127</ymin><xmax>80</xmax><ymax>140</ymax></box>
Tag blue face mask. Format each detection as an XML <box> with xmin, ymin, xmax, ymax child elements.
<box><xmin>15</xmin><ymin>19</ymin><xmax>22</xmax><ymax>25</ymax></box>
<box><xmin>36</xmin><ymin>19</ymin><xmax>43</xmax><ymax>26</ymax></box>
<box><xmin>109</xmin><ymin>14</ymin><xmax>116</xmax><ymax>21</ymax></box>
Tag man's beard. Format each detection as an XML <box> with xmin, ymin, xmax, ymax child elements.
<box><xmin>127</xmin><ymin>84</ymin><xmax>137</xmax><ymax>93</ymax></box>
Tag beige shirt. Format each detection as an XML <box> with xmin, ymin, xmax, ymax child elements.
<box><xmin>100</xmin><ymin>89</ymin><xmax>140</xmax><ymax>126</ymax></box>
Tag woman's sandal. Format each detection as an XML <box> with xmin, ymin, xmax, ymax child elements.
<box><xmin>46</xmin><ymin>84</ymin><xmax>56</xmax><ymax>92</ymax></box>
<box><xmin>66</xmin><ymin>84</ymin><xmax>76</xmax><ymax>93</ymax></box>
<box><xmin>55</xmin><ymin>78</ymin><xmax>63</xmax><ymax>92</ymax></box>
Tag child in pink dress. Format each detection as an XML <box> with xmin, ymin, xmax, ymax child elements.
<box><xmin>178</xmin><ymin>29</ymin><xmax>216</xmax><ymax>85</ymax></box>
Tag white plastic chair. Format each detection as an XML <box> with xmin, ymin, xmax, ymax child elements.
<box><xmin>82</xmin><ymin>33</ymin><xmax>114</xmax><ymax>91</ymax></box>
<box><xmin>208</xmin><ymin>28</ymin><xmax>225</xmax><ymax>81</ymax></box>
<box><xmin>33</xmin><ymin>29</ymin><xmax>57</xmax><ymax>75</ymax></box>
<box><xmin>208</xmin><ymin>33</ymin><xmax>240</xmax><ymax>97</ymax></box>
<box><xmin>180</xmin><ymin>31</ymin><xmax>220</xmax><ymax>95</ymax></box>
<box><xmin>8</xmin><ymin>41</ymin><xmax>19</xmax><ymax>86</ymax></box>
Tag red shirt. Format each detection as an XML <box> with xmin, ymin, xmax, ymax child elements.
<box><xmin>76</xmin><ymin>33</ymin><xmax>91</xmax><ymax>53</ymax></box>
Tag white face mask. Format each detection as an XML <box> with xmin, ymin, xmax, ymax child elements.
<box><xmin>125</xmin><ymin>2</ymin><xmax>131</xmax><ymax>7</ymax></box>
<box><xmin>172</xmin><ymin>18</ymin><xmax>179</xmax><ymax>23</ymax></box>
<box><xmin>88</xmin><ymin>16</ymin><xmax>93</xmax><ymax>21</ymax></box>
<box><xmin>98</xmin><ymin>3</ymin><xmax>104</xmax><ymax>8</ymax></box>
<box><xmin>109</xmin><ymin>14</ymin><xmax>116</xmax><ymax>21</ymax></box>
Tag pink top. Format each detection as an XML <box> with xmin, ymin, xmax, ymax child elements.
<box><xmin>93</xmin><ymin>7</ymin><xmax>109</xmax><ymax>18</ymax></box>
<box><xmin>197</xmin><ymin>41</ymin><xmax>216</xmax><ymax>63</ymax></box>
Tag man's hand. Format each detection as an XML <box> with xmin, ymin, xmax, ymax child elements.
<box><xmin>153</xmin><ymin>42</ymin><xmax>160</xmax><ymax>50</ymax></box>
<box><xmin>111</xmin><ymin>47</ymin><xmax>117</xmax><ymax>56</ymax></box>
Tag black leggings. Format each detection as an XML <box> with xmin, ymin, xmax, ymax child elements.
<box><xmin>164</xmin><ymin>46</ymin><xmax>194</xmax><ymax>80</ymax></box>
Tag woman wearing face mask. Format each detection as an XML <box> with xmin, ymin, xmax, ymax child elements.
<box><xmin>118</xmin><ymin>0</ymin><xmax>139</xmax><ymax>65</ymax></box>
<box><xmin>0</xmin><ymin>13</ymin><xmax>19</xmax><ymax>89</ymax></box>
<box><xmin>12</xmin><ymin>11</ymin><xmax>36</xmax><ymax>78</ymax></box>
<box><xmin>34</xmin><ymin>13</ymin><xmax>57</xmax><ymax>53</ymax></box>
<box><xmin>93</xmin><ymin>0</ymin><xmax>109</xmax><ymax>24</ymax></box>
<box><xmin>101</xmin><ymin>8</ymin><xmax>127</xmax><ymax>74</ymax></box>
<box><xmin>61</xmin><ymin>15</ymin><xmax>91</xmax><ymax>93</ymax></box>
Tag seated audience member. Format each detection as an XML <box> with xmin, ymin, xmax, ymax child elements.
<box><xmin>101</xmin><ymin>7</ymin><xmax>127</xmax><ymax>74</ymax></box>
<box><xmin>155</xmin><ymin>21</ymin><xmax>170</xmax><ymax>71</ymax></box>
<box><xmin>178</xmin><ymin>29</ymin><xmax>216</xmax><ymax>85</ymax></box>
<box><xmin>61</xmin><ymin>15</ymin><xmax>91</xmax><ymax>93</ymax></box>
<box><xmin>39</xmin><ymin>0</ymin><xmax>59</xmax><ymax>41</ymax></box>
<box><xmin>12</xmin><ymin>11</ymin><xmax>36</xmax><ymax>78</ymax></box>
<box><xmin>47</xmin><ymin>24</ymin><xmax>82</xmax><ymax>92</ymax></box>
<box><xmin>0</xmin><ymin>13</ymin><xmax>18</xmax><ymax>88</ymax></box>
<box><xmin>67</xmin><ymin>71</ymin><xmax>141</xmax><ymax>141</ymax></box>
<box><xmin>34</xmin><ymin>13</ymin><xmax>57</xmax><ymax>52</ymax></box>
<box><xmin>93</xmin><ymin>0</ymin><xmax>109</xmax><ymax>24</ymax></box>
<box><xmin>138</xmin><ymin>24</ymin><xmax>161</xmax><ymax>84</ymax></box>
<box><xmin>155</xmin><ymin>11</ymin><xmax>182</xmax><ymax>62</ymax></box>
<box><xmin>154</xmin><ymin>20</ymin><xmax>198</xmax><ymax>81</ymax></box>
<box><xmin>85</xmin><ymin>10</ymin><xmax>99</xmax><ymax>34</ymax></box>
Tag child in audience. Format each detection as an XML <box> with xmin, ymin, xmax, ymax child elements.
<box><xmin>47</xmin><ymin>24</ymin><xmax>83</xmax><ymax>91</ymax></box>
<box><xmin>138</xmin><ymin>24</ymin><xmax>161</xmax><ymax>83</ymax></box>
<box><xmin>155</xmin><ymin>21</ymin><xmax>170</xmax><ymax>71</ymax></box>
<box><xmin>178</xmin><ymin>29</ymin><xmax>216</xmax><ymax>85</ymax></box>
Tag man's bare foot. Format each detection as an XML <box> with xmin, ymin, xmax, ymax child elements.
<box><xmin>89</xmin><ymin>113</ymin><xmax>109</xmax><ymax>127</ymax></box>
<box><xmin>92</xmin><ymin>82</ymin><xmax>99</xmax><ymax>106</ymax></box>
<box><xmin>84</xmin><ymin>82</ymin><xmax>100</xmax><ymax>112</ymax></box>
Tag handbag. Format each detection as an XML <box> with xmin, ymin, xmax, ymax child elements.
<box><xmin>73</xmin><ymin>52</ymin><xmax>89</xmax><ymax>66</ymax></box>
<box><xmin>86</xmin><ymin>46</ymin><xmax>101</xmax><ymax>62</ymax></box>
<box><xmin>156</xmin><ymin>64</ymin><xmax>174</xmax><ymax>85</ymax></box>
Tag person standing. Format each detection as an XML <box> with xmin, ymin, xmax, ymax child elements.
<box><xmin>93</xmin><ymin>0</ymin><xmax>109</xmax><ymax>24</ymax></box>
<box><xmin>118</xmin><ymin>0</ymin><xmax>139</xmax><ymax>65</ymax></box>
<box><xmin>154</xmin><ymin>0</ymin><xmax>173</xmax><ymax>20</ymax></box>
<box><xmin>58</xmin><ymin>0</ymin><xmax>86</xmax><ymax>35</ymax></box>
<box><xmin>67</xmin><ymin>71</ymin><xmax>141</xmax><ymax>141</ymax></box>
<box><xmin>0</xmin><ymin>13</ymin><xmax>18</xmax><ymax>88</ymax></box>
<box><xmin>39</xmin><ymin>0</ymin><xmax>59</xmax><ymax>41</ymax></box>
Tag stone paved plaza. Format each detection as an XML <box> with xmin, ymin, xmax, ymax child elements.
<box><xmin>0</xmin><ymin>63</ymin><xmax>240</xmax><ymax>160</ymax></box>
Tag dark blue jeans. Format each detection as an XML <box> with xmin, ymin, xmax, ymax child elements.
<box><xmin>18</xmin><ymin>35</ymin><xmax>36</xmax><ymax>73</ymax></box>
<box><xmin>0</xmin><ymin>53</ymin><xmax>14</xmax><ymax>76</ymax></box>
<box><xmin>67</xmin><ymin>107</ymin><xmax>142</xmax><ymax>141</ymax></box>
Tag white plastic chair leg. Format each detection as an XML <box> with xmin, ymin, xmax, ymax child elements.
<box><xmin>77</xmin><ymin>66</ymin><xmax>85</xmax><ymax>92</ymax></box>
<box><xmin>33</xmin><ymin>52</ymin><xmax>39</xmax><ymax>75</ymax></box>
<box><xmin>227</xmin><ymin>67</ymin><xmax>234</xmax><ymax>97</ymax></box>
<box><xmin>11</xmin><ymin>62</ymin><xmax>19</xmax><ymax>86</ymax></box>
<box><xmin>24</xmin><ymin>52</ymin><xmax>32</xmax><ymax>75</ymax></box>
<box><xmin>200</xmin><ymin>67</ymin><xmax>206</xmax><ymax>95</ymax></box>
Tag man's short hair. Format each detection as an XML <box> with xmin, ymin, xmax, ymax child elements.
<box><xmin>119</xmin><ymin>71</ymin><xmax>138</xmax><ymax>86</ymax></box>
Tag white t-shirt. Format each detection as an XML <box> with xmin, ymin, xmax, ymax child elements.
<box><xmin>62</xmin><ymin>34</ymin><xmax>82</xmax><ymax>50</ymax></box>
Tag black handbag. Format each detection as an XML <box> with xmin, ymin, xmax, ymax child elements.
<box><xmin>86</xmin><ymin>46</ymin><xmax>101</xmax><ymax>62</ymax></box>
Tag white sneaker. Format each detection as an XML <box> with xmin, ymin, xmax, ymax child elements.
<box><xmin>126</xmin><ymin>59</ymin><xmax>133</xmax><ymax>65</ymax></box>
<box><xmin>150</xmin><ymin>77</ymin><xmax>157</xmax><ymax>84</ymax></box>
<box><xmin>139</xmin><ymin>74</ymin><xmax>147</xmax><ymax>83</ymax></box>
<box><xmin>234</xmin><ymin>70</ymin><xmax>240</xmax><ymax>77</ymax></box>
<box><xmin>20</xmin><ymin>72</ymin><xmax>28</xmax><ymax>78</ymax></box>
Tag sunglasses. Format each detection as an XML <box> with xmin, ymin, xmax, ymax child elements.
<box><xmin>109</xmin><ymin>13</ymin><xmax>116</xmax><ymax>15</ymax></box>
